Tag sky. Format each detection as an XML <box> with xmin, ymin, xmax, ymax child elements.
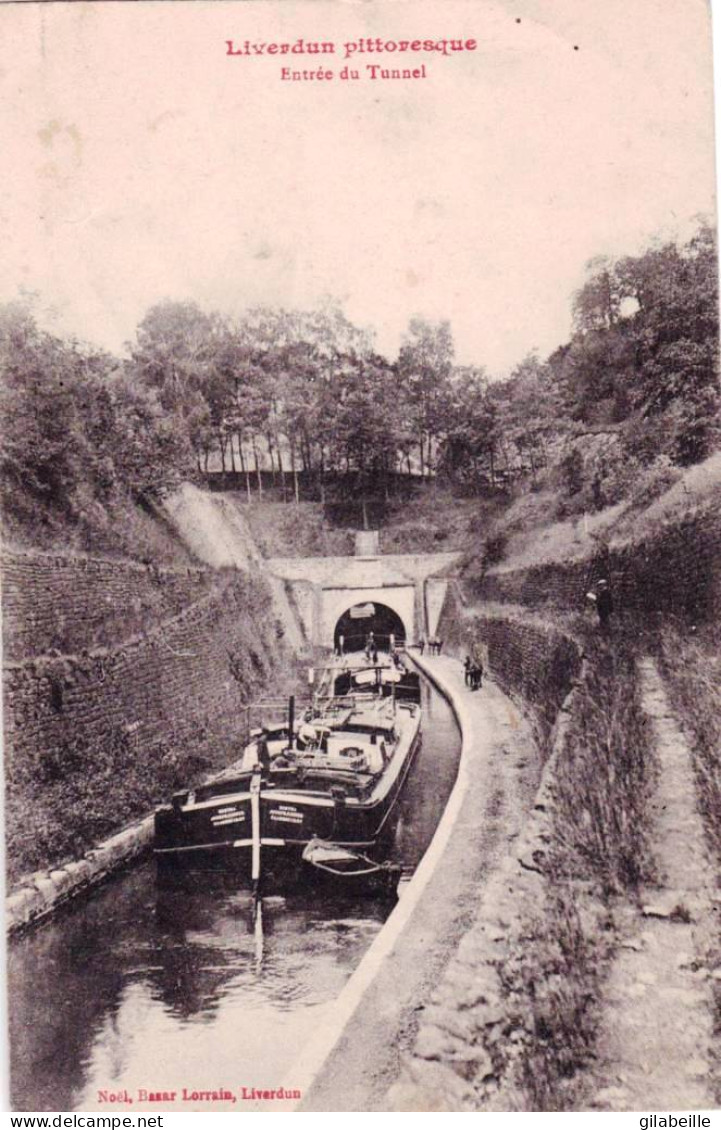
<box><xmin>0</xmin><ymin>0</ymin><xmax>716</xmax><ymax>377</ymax></box>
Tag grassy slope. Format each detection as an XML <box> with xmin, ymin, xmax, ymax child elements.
<box><xmin>238</xmin><ymin>486</ymin><xmax>495</xmax><ymax>558</ymax></box>
<box><xmin>486</xmin><ymin>450</ymin><xmax>721</xmax><ymax>574</ymax></box>
<box><xmin>380</xmin><ymin>486</ymin><xmax>493</xmax><ymax>554</ymax></box>
<box><xmin>2</xmin><ymin>492</ymin><xmax>201</xmax><ymax>567</ymax></box>
<box><xmin>241</xmin><ymin>499</ymin><xmax>355</xmax><ymax>557</ymax></box>
<box><xmin>235</xmin><ymin>452</ymin><xmax>721</xmax><ymax>578</ymax></box>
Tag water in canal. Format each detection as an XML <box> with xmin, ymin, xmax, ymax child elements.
<box><xmin>9</xmin><ymin>678</ymin><xmax>461</xmax><ymax>1112</ymax></box>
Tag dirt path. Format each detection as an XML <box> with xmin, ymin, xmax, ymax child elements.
<box><xmin>589</xmin><ymin>657</ymin><xmax>718</xmax><ymax>1111</ymax></box>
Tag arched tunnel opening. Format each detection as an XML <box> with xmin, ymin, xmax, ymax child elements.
<box><xmin>333</xmin><ymin>602</ymin><xmax>407</xmax><ymax>654</ymax></box>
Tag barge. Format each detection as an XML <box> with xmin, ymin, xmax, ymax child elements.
<box><xmin>154</xmin><ymin>656</ymin><xmax>422</xmax><ymax>887</ymax></box>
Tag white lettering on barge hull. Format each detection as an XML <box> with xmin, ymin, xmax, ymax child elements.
<box><xmin>211</xmin><ymin>812</ymin><xmax>246</xmax><ymax>826</ymax></box>
<box><xmin>269</xmin><ymin>811</ymin><xmax>304</xmax><ymax>824</ymax></box>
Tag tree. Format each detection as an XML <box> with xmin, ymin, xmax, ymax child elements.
<box><xmin>492</xmin><ymin>354</ymin><xmax>563</xmax><ymax>480</ymax></box>
<box><xmin>552</xmin><ymin>222</ymin><xmax>720</xmax><ymax>466</ymax></box>
<box><xmin>0</xmin><ymin>300</ymin><xmax>196</xmax><ymax>540</ymax></box>
<box><xmin>572</xmin><ymin>255</ymin><xmax>622</xmax><ymax>332</ymax></box>
<box><xmin>438</xmin><ymin>365</ymin><xmax>498</xmax><ymax>488</ymax></box>
<box><xmin>397</xmin><ymin>318</ymin><xmax>455</xmax><ymax>479</ymax></box>
<box><xmin>329</xmin><ymin>351</ymin><xmax>401</xmax><ymax>493</ymax></box>
<box><xmin>0</xmin><ymin>303</ymin><xmax>96</xmax><ymax>515</ymax></box>
<box><xmin>130</xmin><ymin>301</ymin><xmax>221</xmax><ymax>411</ymax></box>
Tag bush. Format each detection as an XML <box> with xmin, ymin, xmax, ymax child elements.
<box><xmin>549</xmin><ymin>641</ymin><xmax>656</xmax><ymax>894</ymax></box>
<box><xmin>481</xmin><ymin>532</ymin><xmax>508</xmax><ymax>570</ymax></box>
<box><xmin>508</xmin><ymin>892</ymin><xmax>609</xmax><ymax>1111</ymax></box>
<box><xmin>657</xmin><ymin>624</ymin><xmax>721</xmax><ymax>867</ymax></box>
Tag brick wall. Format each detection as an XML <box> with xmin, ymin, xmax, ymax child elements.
<box><xmin>436</xmin><ymin>508</ymin><xmax>721</xmax><ymax>766</ymax></box>
<box><xmin>3</xmin><ymin>566</ymin><xmax>289</xmax><ymax>881</ymax></box>
<box><xmin>2</xmin><ymin>549</ymin><xmax>212</xmax><ymax>661</ymax></box>
<box><xmin>476</xmin><ymin>509</ymin><xmax>721</xmax><ymax>624</ymax></box>
<box><xmin>437</xmin><ymin>586</ymin><xmax>582</xmax><ymax>744</ymax></box>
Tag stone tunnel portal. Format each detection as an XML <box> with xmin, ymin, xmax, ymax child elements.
<box><xmin>333</xmin><ymin>602</ymin><xmax>406</xmax><ymax>654</ymax></box>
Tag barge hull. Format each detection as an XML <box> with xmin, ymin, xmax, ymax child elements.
<box><xmin>155</xmin><ymin>730</ymin><xmax>421</xmax><ymax>882</ymax></box>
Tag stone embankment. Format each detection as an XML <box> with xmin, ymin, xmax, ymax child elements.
<box><xmin>2</xmin><ymin>546</ymin><xmax>212</xmax><ymax>661</ymax></box>
<box><xmin>5</xmin><ymin>570</ymin><xmax>280</xmax><ymax>792</ymax></box>
<box><xmin>3</xmin><ymin>512</ymin><xmax>296</xmax><ymax>890</ymax></box>
<box><xmin>384</xmin><ymin>650</ymin><xmax>586</xmax><ymax>1111</ymax></box>
<box><xmin>477</xmin><ymin>507</ymin><xmax>721</xmax><ymax>624</ymax></box>
<box><xmin>436</xmin><ymin>582</ymin><xmax>583</xmax><ymax>745</ymax></box>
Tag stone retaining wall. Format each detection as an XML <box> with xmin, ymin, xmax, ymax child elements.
<box><xmin>2</xmin><ymin>547</ymin><xmax>211</xmax><ymax>661</ymax></box>
<box><xmin>437</xmin><ymin>586</ymin><xmax>582</xmax><ymax>743</ymax></box>
<box><xmin>4</xmin><ymin>569</ymin><xmax>288</xmax><ymax>883</ymax></box>
<box><xmin>476</xmin><ymin>508</ymin><xmax>721</xmax><ymax>624</ymax></box>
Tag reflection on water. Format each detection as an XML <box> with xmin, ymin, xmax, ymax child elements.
<box><xmin>9</xmin><ymin>679</ymin><xmax>460</xmax><ymax>1112</ymax></box>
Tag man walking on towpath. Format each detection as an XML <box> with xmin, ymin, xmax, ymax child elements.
<box><xmin>587</xmin><ymin>577</ymin><xmax>613</xmax><ymax>630</ymax></box>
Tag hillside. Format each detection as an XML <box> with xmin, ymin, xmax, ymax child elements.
<box><xmin>471</xmin><ymin>448</ymin><xmax>721</xmax><ymax>576</ymax></box>
<box><xmin>1</xmin><ymin>490</ymin><xmax>201</xmax><ymax>568</ymax></box>
<box><xmin>241</xmin><ymin>498</ymin><xmax>355</xmax><ymax>558</ymax></box>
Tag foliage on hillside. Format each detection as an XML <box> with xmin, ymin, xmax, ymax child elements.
<box><xmin>379</xmin><ymin>485</ymin><xmax>493</xmax><ymax>554</ymax></box>
<box><xmin>468</xmin><ymin>448</ymin><xmax>721</xmax><ymax>584</ymax></box>
<box><xmin>0</xmin><ymin>300</ymin><xmax>199</xmax><ymax>561</ymax></box>
<box><xmin>241</xmin><ymin>499</ymin><xmax>354</xmax><ymax>558</ymax></box>
<box><xmin>544</xmin><ymin>223</ymin><xmax>719</xmax><ymax>515</ymax></box>
<box><xmin>1</xmin><ymin>223</ymin><xmax>717</xmax><ymax>556</ymax></box>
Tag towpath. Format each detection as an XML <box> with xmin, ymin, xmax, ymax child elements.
<box><xmin>291</xmin><ymin>653</ymin><xmax>541</xmax><ymax>1111</ymax></box>
<box><xmin>588</xmin><ymin>657</ymin><xmax>719</xmax><ymax>1111</ymax></box>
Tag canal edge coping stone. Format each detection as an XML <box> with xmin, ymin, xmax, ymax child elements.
<box><xmin>5</xmin><ymin>816</ymin><xmax>155</xmax><ymax>935</ymax></box>
<box><xmin>5</xmin><ymin>752</ymin><xmax>253</xmax><ymax>935</ymax></box>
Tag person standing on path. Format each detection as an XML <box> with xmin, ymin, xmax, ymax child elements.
<box><xmin>587</xmin><ymin>578</ymin><xmax>614</xmax><ymax>630</ymax></box>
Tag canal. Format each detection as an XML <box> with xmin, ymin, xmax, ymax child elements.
<box><xmin>9</xmin><ymin>676</ymin><xmax>461</xmax><ymax>1112</ymax></box>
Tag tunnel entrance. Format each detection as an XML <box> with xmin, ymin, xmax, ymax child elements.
<box><xmin>334</xmin><ymin>602</ymin><xmax>406</xmax><ymax>654</ymax></box>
